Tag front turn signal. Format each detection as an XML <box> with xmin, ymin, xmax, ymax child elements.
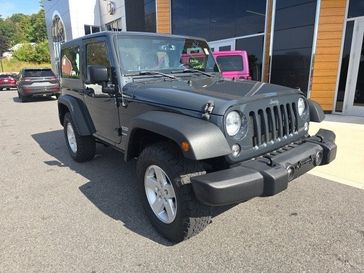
<box><xmin>180</xmin><ymin>141</ymin><xmax>190</xmax><ymax>152</ymax></box>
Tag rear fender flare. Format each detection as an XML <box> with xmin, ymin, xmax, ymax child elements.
<box><xmin>58</xmin><ymin>95</ymin><xmax>95</xmax><ymax>136</ymax></box>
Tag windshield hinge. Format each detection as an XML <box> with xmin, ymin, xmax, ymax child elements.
<box><xmin>202</xmin><ymin>101</ymin><xmax>214</xmax><ymax>120</ymax></box>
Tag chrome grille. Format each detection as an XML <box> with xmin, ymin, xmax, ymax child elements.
<box><xmin>249</xmin><ymin>103</ymin><xmax>298</xmax><ymax>146</ymax></box>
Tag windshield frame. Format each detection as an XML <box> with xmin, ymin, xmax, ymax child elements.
<box><xmin>113</xmin><ymin>34</ymin><xmax>220</xmax><ymax>76</ymax></box>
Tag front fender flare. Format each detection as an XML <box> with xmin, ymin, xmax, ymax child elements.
<box><xmin>125</xmin><ymin>111</ymin><xmax>231</xmax><ymax>160</ymax></box>
<box><xmin>308</xmin><ymin>99</ymin><xmax>325</xmax><ymax>122</ymax></box>
<box><xmin>58</xmin><ymin>95</ymin><xmax>95</xmax><ymax>136</ymax></box>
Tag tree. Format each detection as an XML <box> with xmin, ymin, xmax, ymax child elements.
<box><xmin>7</xmin><ymin>13</ymin><xmax>31</xmax><ymax>44</ymax></box>
<box><xmin>0</xmin><ymin>33</ymin><xmax>9</xmax><ymax>56</ymax></box>
<box><xmin>29</xmin><ymin>9</ymin><xmax>47</xmax><ymax>43</ymax></box>
<box><xmin>0</xmin><ymin>9</ymin><xmax>47</xmax><ymax>46</ymax></box>
<box><xmin>0</xmin><ymin>17</ymin><xmax>15</xmax><ymax>47</ymax></box>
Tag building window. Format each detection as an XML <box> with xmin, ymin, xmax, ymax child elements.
<box><xmin>336</xmin><ymin>21</ymin><xmax>354</xmax><ymax>112</ymax></box>
<box><xmin>171</xmin><ymin>0</ymin><xmax>266</xmax><ymax>41</ymax></box>
<box><xmin>106</xmin><ymin>19</ymin><xmax>122</xmax><ymax>31</ymax></box>
<box><xmin>236</xmin><ymin>35</ymin><xmax>264</xmax><ymax>81</ymax></box>
<box><xmin>61</xmin><ymin>46</ymin><xmax>80</xmax><ymax>79</ymax></box>
<box><xmin>270</xmin><ymin>0</ymin><xmax>317</xmax><ymax>95</ymax></box>
<box><xmin>144</xmin><ymin>0</ymin><xmax>156</xmax><ymax>32</ymax></box>
<box><xmin>125</xmin><ymin>0</ymin><xmax>156</xmax><ymax>32</ymax></box>
<box><xmin>171</xmin><ymin>0</ymin><xmax>266</xmax><ymax>81</ymax></box>
<box><xmin>348</xmin><ymin>0</ymin><xmax>364</xmax><ymax>19</ymax></box>
<box><xmin>84</xmin><ymin>25</ymin><xmax>100</xmax><ymax>35</ymax></box>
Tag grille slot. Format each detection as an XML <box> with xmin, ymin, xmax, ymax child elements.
<box><xmin>250</xmin><ymin>103</ymin><xmax>298</xmax><ymax>146</ymax></box>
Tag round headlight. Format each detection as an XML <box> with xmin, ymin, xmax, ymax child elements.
<box><xmin>226</xmin><ymin>111</ymin><xmax>241</xmax><ymax>136</ymax></box>
<box><xmin>297</xmin><ymin>98</ymin><xmax>306</xmax><ymax>117</ymax></box>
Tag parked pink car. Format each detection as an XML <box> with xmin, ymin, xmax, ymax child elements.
<box><xmin>213</xmin><ymin>50</ymin><xmax>251</xmax><ymax>80</ymax></box>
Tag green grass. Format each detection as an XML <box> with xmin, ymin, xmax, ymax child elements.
<box><xmin>0</xmin><ymin>58</ymin><xmax>51</xmax><ymax>73</ymax></box>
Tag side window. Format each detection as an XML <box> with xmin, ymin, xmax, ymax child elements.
<box><xmin>61</xmin><ymin>47</ymin><xmax>80</xmax><ymax>78</ymax></box>
<box><xmin>87</xmin><ymin>42</ymin><xmax>110</xmax><ymax>68</ymax></box>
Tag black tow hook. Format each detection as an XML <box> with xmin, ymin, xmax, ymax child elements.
<box><xmin>263</xmin><ymin>155</ymin><xmax>275</xmax><ymax>167</ymax></box>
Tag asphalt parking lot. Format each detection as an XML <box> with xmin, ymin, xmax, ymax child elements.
<box><xmin>0</xmin><ymin>90</ymin><xmax>363</xmax><ymax>273</ymax></box>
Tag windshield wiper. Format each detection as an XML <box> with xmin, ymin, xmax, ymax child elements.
<box><xmin>125</xmin><ymin>71</ymin><xmax>179</xmax><ymax>80</ymax></box>
<box><xmin>171</xmin><ymin>68</ymin><xmax>212</xmax><ymax>77</ymax></box>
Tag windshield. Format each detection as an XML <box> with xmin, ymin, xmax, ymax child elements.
<box><xmin>115</xmin><ymin>35</ymin><xmax>219</xmax><ymax>74</ymax></box>
<box><xmin>216</xmin><ymin>55</ymin><xmax>244</xmax><ymax>72</ymax></box>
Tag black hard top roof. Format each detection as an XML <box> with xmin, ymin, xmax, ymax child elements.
<box><xmin>62</xmin><ymin>31</ymin><xmax>207</xmax><ymax>47</ymax></box>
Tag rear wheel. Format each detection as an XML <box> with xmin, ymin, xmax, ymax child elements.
<box><xmin>63</xmin><ymin>112</ymin><xmax>95</xmax><ymax>162</ymax></box>
<box><xmin>136</xmin><ymin>142</ymin><xmax>212</xmax><ymax>242</ymax></box>
<box><xmin>18</xmin><ymin>91</ymin><xmax>27</xmax><ymax>102</ymax></box>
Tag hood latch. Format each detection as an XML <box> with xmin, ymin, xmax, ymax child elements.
<box><xmin>202</xmin><ymin>101</ymin><xmax>214</xmax><ymax>120</ymax></box>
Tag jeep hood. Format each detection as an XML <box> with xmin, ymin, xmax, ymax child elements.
<box><xmin>123</xmin><ymin>76</ymin><xmax>301</xmax><ymax>116</ymax></box>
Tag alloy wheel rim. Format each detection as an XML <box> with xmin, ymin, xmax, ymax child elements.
<box><xmin>66</xmin><ymin>123</ymin><xmax>77</xmax><ymax>153</ymax></box>
<box><xmin>144</xmin><ymin>165</ymin><xmax>177</xmax><ymax>224</ymax></box>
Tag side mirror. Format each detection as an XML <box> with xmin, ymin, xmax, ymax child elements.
<box><xmin>87</xmin><ymin>65</ymin><xmax>108</xmax><ymax>84</ymax></box>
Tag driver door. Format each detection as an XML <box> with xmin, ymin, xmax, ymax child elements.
<box><xmin>83</xmin><ymin>38</ymin><xmax>121</xmax><ymax>144</ymax></box>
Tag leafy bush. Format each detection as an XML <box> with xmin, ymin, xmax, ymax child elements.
<box><xmin>12</xmin><ymin>41</ymin><xmax>50</xmax><ymax>64</ymax></box>
<box><xmin>12</xmin><ymin>43</ymin><xmax>33</xmax><ymax>61</ymax></box>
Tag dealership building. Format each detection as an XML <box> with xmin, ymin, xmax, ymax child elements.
<box><xmin>44</xmin><ymin>0</ymin><xmax>364</xmax><ymax>116</ymax></box>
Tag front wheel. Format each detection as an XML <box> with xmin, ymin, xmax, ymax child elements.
<box><xmin>136</xmin><ymin>142</ymin><xmax>212</xmax><ymax>242</ymax></box>
<box><xmin>63</xmin><ymin>112</ymin><xmax>96</xmax><ymax>162</ymax></box>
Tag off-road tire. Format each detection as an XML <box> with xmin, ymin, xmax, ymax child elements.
<box><xmin>136</xmin><ymin>142</ymin><xmax>212</xmax><ymax>242</ymax></box>
<box><xmin>63</xmin><ymin>112</ymin><xmax>96</xmax><ymax>162</ymax></box>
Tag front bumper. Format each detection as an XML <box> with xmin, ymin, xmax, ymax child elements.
<box><xmin>191</xmin><ymin>129</ymin><xmax>337</xmax><ymax>206</ymax></box>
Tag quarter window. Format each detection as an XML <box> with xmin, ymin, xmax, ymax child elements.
<box><xmin>61</xmin><ymin>47</ymin><xmax>80</xmax><ymax>78</ymax></box>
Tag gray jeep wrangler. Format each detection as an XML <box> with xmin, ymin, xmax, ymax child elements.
<box><xmin>58</xmin><ymin>31</ymin><xmax>337</xmax><ymax>242</ymax></box>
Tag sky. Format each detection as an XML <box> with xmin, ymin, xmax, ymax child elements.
<box><xmin>0</xmin><ymin>0</ymin><xmax>41</xmax><ymax>18</ymax></box>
